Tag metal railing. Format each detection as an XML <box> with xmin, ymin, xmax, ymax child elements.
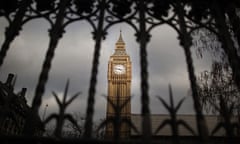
<box><xmin>0</xmin><ymin>0</ymin><xmax>240</xmax><ymax>143</ymax></box>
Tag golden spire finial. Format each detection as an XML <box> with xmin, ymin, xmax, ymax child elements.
<box><xmin>114</xmin><ymin>30</ymin><xmax>127</xmax><ymax>54</ymax></box>
<box><xmin>117</xmin><ymin>29</ymin><xmax>124</xmax><ymax>44</ymax></box>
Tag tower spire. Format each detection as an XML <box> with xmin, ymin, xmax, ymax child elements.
<box><xmin>116</xmin><ymin>30</ymin><xmax>125</xmax><ymax>44</ymax></box>
<box><xmin>114</xmin><ymin>31</ymin><xmax>127</xmax><ymax>55</ymax></box>
<box><xmin>106</xmin><ymin>31</ymin><xmax>132</xmax><ymax>139</ymax></box>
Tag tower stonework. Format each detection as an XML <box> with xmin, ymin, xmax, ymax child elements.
<box><xmin>105</xmin><ymin>31</ymin><xmax>132</xmax><ymax>139</ymax></box>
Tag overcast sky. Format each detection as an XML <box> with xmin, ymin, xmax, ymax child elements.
<box><xmin>0</xmin><ymin>17</ymin><xmax>213</xmax><ymax>121</ymax></box>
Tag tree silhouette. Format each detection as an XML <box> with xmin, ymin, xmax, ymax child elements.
<box><xmin>198</xmin><ymin>62</ymin><xmax>240</xmax><ymax>114</ymax></box>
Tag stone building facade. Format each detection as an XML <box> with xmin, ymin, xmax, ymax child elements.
<box><xmin>0</xmin><ymin>73</ymin><xmax>44</xmax><ymax>136</ymax></box>
<box><xmin>105</xmin><ymin>32</ymin><xmax>132</xmax><ymax>139</ymax></box>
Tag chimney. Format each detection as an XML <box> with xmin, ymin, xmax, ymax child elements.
<box><xmin>20</xmin><ymin>88</ymin><xmax>27</xmax><ymax>97</ymax></box>
<box><xmin>5</xmin><ymin>73</ymin><xmax>14</xmax><ymax>86</ymax></box>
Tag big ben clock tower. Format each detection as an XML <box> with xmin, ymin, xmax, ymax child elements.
<box><xmin>105</xmin><ymin>31</ymin><xmax>132</xmax><ymax>139</ymax></box>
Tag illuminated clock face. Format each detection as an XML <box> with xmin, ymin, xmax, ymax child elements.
<box><xmin>113</xmin><ymin>64</ymin><xmax>126</xmax><ymax>74</ymax></box>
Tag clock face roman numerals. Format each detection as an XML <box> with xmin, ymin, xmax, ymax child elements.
<box><xmin>113</xmin><ymin>64</ymin><xmax>126</xmax><ymax>74</ymax></box>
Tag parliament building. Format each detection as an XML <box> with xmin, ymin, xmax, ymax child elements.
<box><xmin>105</xmin><ymin>32</ymin><xmax>239</xmax><ymax>141</ymax></box>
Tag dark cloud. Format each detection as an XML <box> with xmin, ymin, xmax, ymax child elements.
<box><xmin>0</xmin><ymin>19</ymin><xmax>212</xmax><ymax>120</ymax></box>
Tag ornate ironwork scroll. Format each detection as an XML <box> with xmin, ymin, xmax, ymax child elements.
<box><xmin>84</xmin><ymin>0</ymin><xmax>106</xmax><ymax>138</ymax></box>
<box><xmin>0</xmin><ymin>0</ymin><xmax>33</xmax><ymax>67</ymax></box>
<box><xmin>0</xmin><ymin>0</ymin><xmax>240</xmax><ymax>143</ymax></box>
<box><xmin>155</xmin><ymin>84</ymin><xmax>195</xmax><ymax>144</ymax></box>
<box><xmin>175</xmin><ymin>1</ymin><xmax>209</xmax><ymax>142</ymax></box>
<box><xmin>44</xmin><ymin>79</ymin><xmax>81</xmax><ymax>138</ymax></box>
